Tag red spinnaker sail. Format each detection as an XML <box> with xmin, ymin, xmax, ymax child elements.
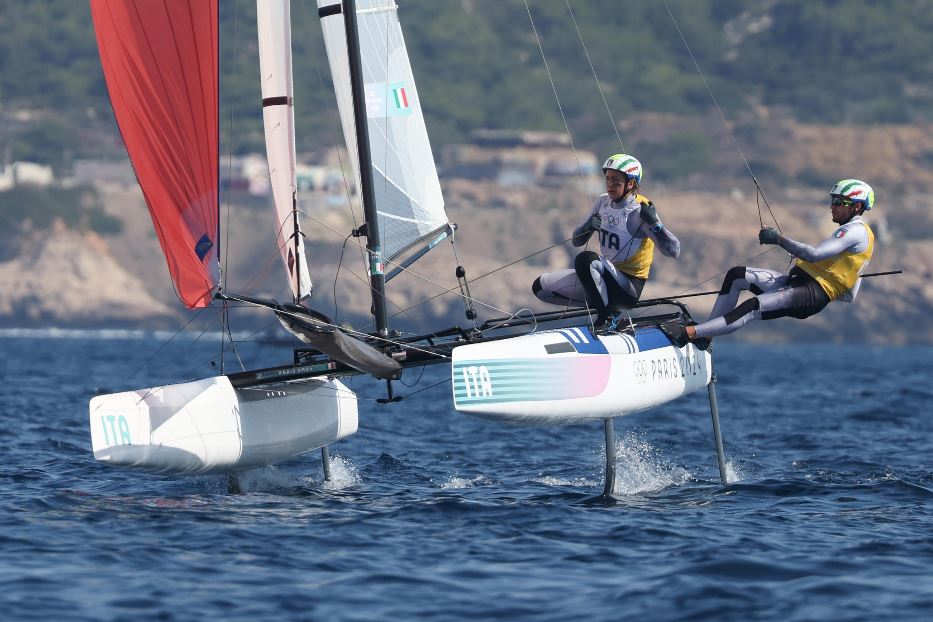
<box><xmin>90</xmin><ymin>0</ymin><xmax>219</xmax><ymax>308</ymax></box>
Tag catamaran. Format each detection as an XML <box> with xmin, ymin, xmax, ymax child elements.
<box><xmin>87</xmin><ymin>0</ymin><xmax>725</xmax><ymax>494</ymax></box>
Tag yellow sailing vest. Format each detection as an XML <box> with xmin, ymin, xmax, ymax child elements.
<box><xmin>612</xmin><ymin>194</ymin><xmax>655</xmax><ymax>279</ymax></box>
<box><xmin>795</xmin><ymin>222</ymin><xmax>874</xmax><ymax>301</ymax></box>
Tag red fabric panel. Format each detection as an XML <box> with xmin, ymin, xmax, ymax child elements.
<box><xmin>90</xmin><ymin>0</ymin><xmax>219</xmax><ymax>308</ymax></box>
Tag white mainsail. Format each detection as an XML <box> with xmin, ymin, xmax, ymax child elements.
<box><xmin>257</xmin><ymin>0</ymin><xmax>312</xmax><ymax>299</ymax></box>
<box><xmin>318</xmin><ymin>0</ymin><xmax>449</xmax><ymax>262</ymax></box>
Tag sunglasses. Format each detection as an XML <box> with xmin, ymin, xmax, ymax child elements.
<box><xmin>830</xmin><ymin>196</ymin><xmax>856</xmax><ymax>207</ymax></box>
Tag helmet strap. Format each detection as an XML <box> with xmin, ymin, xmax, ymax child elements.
<box><xmin>618</xmin><ymin>180</ymin><xmax>637</xmax><ymax>202</ymax></box>
<box><xmin>840</xmin><ymin>206</ymin><xmax>861</xmax><ymax>223</ymax></box>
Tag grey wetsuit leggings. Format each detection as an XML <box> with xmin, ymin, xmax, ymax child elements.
<box><xmin>693</xmin><ymin>266</ymin><xmax>830</xmax><ymax>339</ymax></box>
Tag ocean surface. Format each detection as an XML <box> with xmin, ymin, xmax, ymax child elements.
<box><xmin>1</xmin><ymin>331</ymin><xmax>931</xmax><ymax>621</ymax></box>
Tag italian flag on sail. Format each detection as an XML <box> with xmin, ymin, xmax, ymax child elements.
<box><xmin>392</xmin><ymin>86</ymin><xmax>409</xmax><ymax>111</ymax></box>
<box><xmin>388</xmin><ymin>81</ymin><xmax>412</xmax><ymax>116</ymax></box>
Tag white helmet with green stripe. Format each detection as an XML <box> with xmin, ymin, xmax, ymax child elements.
<box><xmin>602</xmin><ymin>153</ymin><xmax>643</xmax><ymax>185</ymax></box>
<box><xmin>830</xmin><ymin>179</ymin><xmax>874</xmax><ymax>210</ymax></box>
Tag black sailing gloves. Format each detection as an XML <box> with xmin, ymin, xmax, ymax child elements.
<box><xmin>587</xmin><ymin>214</ymin><xmax>603</xmax><ymax>232</ymax></box>
<box><xmin>639</xmin><ymin>201</ymin><xmax>664</xmax><ymax>233</ymax></box>
<box><xmin>759</xmin><ymin>227</ymin><xmax>782</xmax><ymax>245</ymax></box>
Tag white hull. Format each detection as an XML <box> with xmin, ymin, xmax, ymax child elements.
<box><xmin>89</xmin><ymin>376</ymin><xmax>357</xmax><ymax>474</ymax></box>
<box><xmin>452</xmin><ymin>325</ymin><xmax>711</xmax><ymax>424</ymax></box>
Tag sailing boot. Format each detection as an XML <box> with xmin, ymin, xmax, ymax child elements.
<box><xmin>592</xmin><ymin>311</ymin><xmax>611</xmax><ymax>332</ymax></box>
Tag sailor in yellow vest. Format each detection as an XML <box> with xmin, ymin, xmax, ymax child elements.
<box><xmin>532</xmin><ymin>154</ymin><xmax>681</xmax><ymax>328</ymax></box>
<box><xmin>666</xmin><ymin>179</ymin><xmax>875</xmax><ymax>348</ymax></box>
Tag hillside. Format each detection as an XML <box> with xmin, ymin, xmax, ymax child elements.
<box><xmin>1</xmin><ymin>0</ymin><xmax>931</xmax><ymax>172</ymax></box>
<box><xmin>2</xmin><ymin>174</ymin><xmax>929</xmax><ymax>345</ymax></box>
<box><xmin>1</xmin><ymin>0</ymin><xmax>931</xmax><ymax>342</ymax></box>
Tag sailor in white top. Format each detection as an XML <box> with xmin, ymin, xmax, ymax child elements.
<box><xmin>533</xmin><ymin>154</ymin><xmax>680</xmax><ymax>327</ymax></box>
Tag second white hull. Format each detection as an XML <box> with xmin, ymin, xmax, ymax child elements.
<box><xmin>89</xmin><ymin>375</ymin><xmax>358</xmax><ymax>474</ymax></box>
<box><xmin>452</xmin><ymin>325</ymin><xmax>711</xmax><ymax>424</ymax></box>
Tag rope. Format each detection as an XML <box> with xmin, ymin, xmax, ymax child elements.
<box><xmin>296</xmin><ymin>0</ymin><xmax>368</xmax><ymax>273</ymax></box>
<box><xmin>399</xmin><ymin>376</ymin><xmax>451</xmax><ymax>400</ymax></box>
<box><xmin>661</xmin><ymin>0</ymin><xmax>783</xmax><ymax>234</ymax></box>
<box><xmin>332</xmin><ymin>233</ymin><xmax>352</xmax><ymax>321</ymax></box>
<box><xmin>218</xmin><ymin>1</ymin><xmax>243</xmax><ymax>372</ymax></box>
<box><xmin>522</xmin><ymin>0</ymin><xmax>595</xmax><ymax>203</ymax></box>
<box><xmin>386</xmin><ymin>235</ymin><xmax>576</xmax><ymax>322</ymax></box>
<box><xmin>448</xmin><ymin>231</ymin><xmax>479</xmax><ymax>329</ymax></box>
<box><xmin>223</xmin><ymin>293</ymin><xmax>451</xmax><ymax>361</ymax></box>
<box><xmin>565</xmin><ymin>0</ymin><xmax>624</xmax><ymax>152</ymax></box>
<box><xmin>665</xmin><ymin>247</ymin><xmax>780</xmax><ymax>299</ymax></box>
<box><xmin>296</xmin><ymin>207</ymin><xmax>532</xmax><ymax>324</ymax></box>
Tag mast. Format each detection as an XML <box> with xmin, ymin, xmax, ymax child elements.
<box><xmin>343</xmin><ymin>0</ymin><xmax>389</xmax><ymax>336</ymax></box>
<box><xmin>292</xmin><ymin>193</ymin><xmax>301</xmax><ymax>303</ymax></box>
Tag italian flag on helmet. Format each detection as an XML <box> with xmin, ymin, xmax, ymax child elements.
<box><xmin>602</xmin><ymin>153</ymin><xmax>643</xmax><ymax>185</ymax></box>
<box><xmin>831</xmin><ymin>179</ymin><xmax>874</xmax><ymax>210</ymax></box>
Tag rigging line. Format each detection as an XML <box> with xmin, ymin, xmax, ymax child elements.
<box><xmin>386</xmin><ymin>235</ymin><xmax>577</xmax><ymax>322</ymax></box>
<box><xmin>382</xmin><ymin>4</ymin><xmax>390</xmax><ymax>243</ymax></box>
<box><xmin>295</xmin><ymin>207</ymin><xmax>563</xmax><ymax>325</ymax></box>
<box><xmin>308</xmin><ymin>248</ymin><xmax>411</xmax><ymax>319</ymax></box>
<box><xmin>231</xmin><ymin>316</ymin><xmax>290</xmax><ymax>346</ymax></box>
<box><xmin>174</xmin><ymin>314</ymin><xmax>245</xmax><ymax>383</ymax></box>
<box><xmin>661</xmin><ymin>0</ymin><xmax>782</xmax><ymax>234</ymax></box>
<box><xmin>296</xmin><ymin>0</ymin><xmax>367</xmax><ymax>271</ymax></box>
<box><xmin>219</xmin><ymin>0</ymin><xmax>242</xmax><ymax>372</ymax></box>
<box><xmin>333</xmin><ymin>233</ymin><xmax>352</xmax><ymax>321</ymax></box>
<box><xmin>666</xmin><ymin>247</ymin><xmax>780</xmax><ymax>299</ymax></box>
<box><xmin>522</xmin><ymin>0</ymin><xmax>594</xmax><ymax>203</ymax></box>
<box><xmin>226</xmin><ymin>237</ymin><xmax>282</xmax><ymax>300</ymax></box>
<box><xmin>398</xmin><ymin>364</ymin><xmax>426</xmax><ymax>388</ymax></box>
<box><xmin>228</xmin><ymin>208</ymin><xmax>313</xmax><ymax>303</ymax></box>
<box><xmin>294</xmin><ymin>208</ymin><xmax>481</xmax><ymax>316</ymax></box>
<box><xmin>138</xmin><ymin>316</ymin><xmax>259</xmax><ymax>408</ymax></box>
<box><xmin>222</xmin><ymin>0</ymin><xmax>239</xmax><ymax>287</ymax></box>
<box><xmin>448</xmin><ymin>232</ymin><xmax>479</xmax><ymax>330</ymax></box>
<box><xmin>220</xmin><ymin>308</ymin><xmax>247</xmax><ymax>372</ymax></box>
<box><xmin>225</xmin><ymin>294</ymin><xmax>450</xmax><ymax>360</ymax></box>
<box><xmin>400</xmin><ymin>377</ymin><xmax>451</xmax><ymax>400</ymax></box>
<box><xmin>127</xmin><ymin>312</ymin><xmax>223</xmax><ymax>407</ymax></box>
<box><xmin>564</xmin><ymin>0</ymin><xmax>624</xmax><ymax>151</ymax></box>
<box><xmin>219</xmin><ymin>302</ymin><xmax>229</xmax><ymax>374</ymax></box>
<box><xmin>275</xmin><ymin>212</ymin><xmax>408</xmax><ymax>318</ymax></box>
<box><xmin>88</xmin><ymin>312</ymin><xmax>209</xmax><ymax>415</ymax></box>
<box><xmin>484</xmin><ymin>308</ymin><xmax>539</xmax><ymax>333</ymax></box>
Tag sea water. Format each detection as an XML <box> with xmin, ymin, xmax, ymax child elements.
<box><xmin>0</xmin><ymin>332</ymin><xmax>931</xmax><ymax>621</ymax></box>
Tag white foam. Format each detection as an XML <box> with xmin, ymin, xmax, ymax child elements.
<box><xmin>227</xmin><ymin>455</ymin><xmax>361</xmax><ymax>493</ymax></box>
<box><xmin>723</xmin><ymin>460</ymin><xmax>742</xmax><ymax>483</ymax></box>
<box><xmin>610</xmin><ymin>431</ymin><xmax>692</xmax><ymax>495</ymax></box>
<box><xmin>531</xmin><ymin>475</ymin><xmax>599</xmax><ymax>488</ymax></box>
<box><xmin>229</xmin><ymin>465</ymin><xmax>296</xmax><ymax>492</ymax></box>
<box><xmin>439</xmin><ymin>474</ymin><xmax>492</xmax><ymax>489</ymax></box>
<box><xmin>320</xmin><ymin>454</ymin><xmax>361</xmax><ymax>491</ymax></box>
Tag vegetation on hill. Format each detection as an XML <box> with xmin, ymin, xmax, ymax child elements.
<box><xmin>0</xmin><ymin>186</ymin><xmax>121</xmax><ymax>250</ymax></box>
<box><xmin>0</xmin><ymin>0</ymin><xmax>930</xmax><ymax>173</ymax></box>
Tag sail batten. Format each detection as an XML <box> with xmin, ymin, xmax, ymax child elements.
<box><xmin>91</xmin><ymin>0</ymin><xmax>220</xmax><ymax>309</ymax></box>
